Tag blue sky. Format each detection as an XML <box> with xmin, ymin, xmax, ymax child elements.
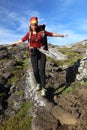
<box><xmin>0</xmin><ymin>0</ymin><xmax>87</xmax><ymax>45</ymax></box>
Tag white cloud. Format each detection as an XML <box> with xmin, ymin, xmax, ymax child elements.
<box><xmin>0</xmin><ymin>6</ymin><xmax>43</xmax><ymax>32</ymax></box>
<box><xmin>0</xmin><ymin>27</ymin><xmax>23</xmax><ymax>44</ymax></box>
<box><xmin>46</xmin><ymin>21</ymin><xmax>87</xmax><ymax>45</ymax></box>
<box><xmin>0</xmin><ymin>7</ymin><xmax>43</xmax><ymax>44</ymax></box>
<box><xmin>48</xmin><ymin>30</ymin><xmax>87</xmax><ymax>46</ymax></box>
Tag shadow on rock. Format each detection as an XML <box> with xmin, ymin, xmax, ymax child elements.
<box><xmin>66</xmin><ymin>59</ymin><xmax>81</xmax><ymax>86</ymax></box>
<box><xmin>46</xmin><ymin>87</ymin><xmax>55</xmax><ymax>103</ymax></box>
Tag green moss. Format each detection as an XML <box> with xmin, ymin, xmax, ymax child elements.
<box><xmin>56</xmin><ymin>47</ymin><xmax>83</xmax><ymax>66</ymax></box>
<box><xmin>7</xmin><ymin>76</ymin><xmax>19</xmax><ymax>85</ymax></box>
<box><xmin>24</xmin><ymin>51</ymin><xmax>30</xmax><ymax>57</ymax></box>
<box><xmin>63</xmin><ymin>86</ymin><xmax>73</xmax><ymax>93</ymax></box>
<box><xmin>80</xmin><ymin>81</ymin><xmax>87</xmax><ymax>86</ymax></box>
<box><xmin>23</xmin><ymin>59</ymin><xmax>30</xmax><ymax>69</ymax></box>
<box><xmin>63</xmin><ymin>81</ymin><xmax>87</xmax><ymax>94</ymax></box>
<box><xmin>7</xmin><ymin>58</ymin><xmax>29</xmax><ymax>86</ymax></box>
<box><xmin>47</xmin><ymin>56</ymin><xmax>59</xmax><ymax>66</ymax></box>
<box><xmin>15</xmin><ymin>59</ymin><xmax>30</xmax><ymax>70</ymax></box>
<box><xmin>0</xmin><ymin>59</ymin><xmax>8</xmax><ymax>63</ymax></box>
<box><xmin>46</xmin><ymin>47</ymin><xmax>82</xmax><ymax>67</ymax></box>
<box><xmin>0</xmin><ymin>101</ymin><xmax>32</xmax><ymax>130</ymax></box>
<box><xmin>17</xmin><ymin>90</ymin><xmax>24</xmax><ymax>96</ymax></box>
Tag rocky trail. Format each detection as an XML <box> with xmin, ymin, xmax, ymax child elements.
<box><xmin>0</xmin><ymin>43</ymin><xmax>87</xmax><ymax>130</ymax></box>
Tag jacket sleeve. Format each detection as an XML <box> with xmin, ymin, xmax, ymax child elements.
<box><xmin>45</xmin><ymin>31</ymin><xmax>53</xmax><ymax>36</ymax></box>
<box><xmin>21</xmin><ymin>32</ymin><xmax>29</xmax><ymax>42</ymax></box>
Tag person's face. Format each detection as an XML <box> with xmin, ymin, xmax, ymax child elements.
<box><xmin>30</xmin><ymin>23</ymin><xmax>38</xmax><ymax>31</ymax></box>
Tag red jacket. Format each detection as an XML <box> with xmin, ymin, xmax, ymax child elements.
<box><xmin>22</xmin><ymin>31</ymin><xmax>53</xmax><ymax>48</ymax></box>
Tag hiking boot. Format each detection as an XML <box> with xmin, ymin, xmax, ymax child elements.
<box><xmin>36</xmin><ymin>84</ymin><xmax>40</xmax><ymax>91</ymax></box>
<box><xmin>41</xmin><ymin>88</ymin><xmax>46</xmax><ymax>96</ymax></box>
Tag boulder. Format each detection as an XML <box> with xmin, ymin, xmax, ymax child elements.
<box><xmin>52</xmin><ymin>105</ymin><xmax>77</xmax><ymax>125</ymax></box>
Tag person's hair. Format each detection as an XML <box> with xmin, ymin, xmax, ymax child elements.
<box><xmin>29</xmin><ymin>25</ymin><xmax>39</xmax><ymax>32</ymax></box>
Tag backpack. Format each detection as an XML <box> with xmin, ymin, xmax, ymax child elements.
<box><xmin>28</xmin><ymin>24</ymin><xmax>48</xmax><ymax>50</ymax></box>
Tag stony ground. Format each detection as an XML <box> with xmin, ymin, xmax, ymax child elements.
<box><xmin>0</xmin><ymin>43</ymin><xmax>87</xmax><ymax>130</ymax></box>
<box><xmin>43</xmin><ymin>63</ymin><xmax>87</xmax><ymax>130</ymax></box>
<box><xmin>53</xmin><ymin>84</ymin><xmax>87</xmax><ymax>130</ymax></box>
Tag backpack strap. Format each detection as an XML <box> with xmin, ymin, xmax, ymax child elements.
<box><xmin>28</xmin><ymin>31</ymin><xmax>32</xmax><ymax>48</ymax></box>
<box><xmin>40</xmin><ymin>30</ymin><xmax>45</xmax><ymax>37</ymax></box>
<box><xmin>40</xmin><ymin>30</ymin><xmax>48</xmax><ymax>50</ymax></box>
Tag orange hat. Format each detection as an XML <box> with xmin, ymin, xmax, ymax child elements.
<box><xmin>30</xmin><ymin>17</ymin><xmax>38</xmax><ymax>24</ymax></box>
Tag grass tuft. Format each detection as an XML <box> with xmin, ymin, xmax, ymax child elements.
<box><xmin>0</xmin><ymin>101</ymin><xmax>32</xmax><ymax>130</ymax></box>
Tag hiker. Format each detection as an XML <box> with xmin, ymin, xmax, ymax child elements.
<box><xmin>11</xmin><ymin>17</ymin><xmax>68</xmax><ymax>96</ymax></box>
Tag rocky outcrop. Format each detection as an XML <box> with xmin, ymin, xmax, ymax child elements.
<box><xmin>0</xmin><ymin>44</ymin><xmax>28</xmax><ymax>121</ymax></box>
<box><xmin>25</xmin><ymin>67</ymin><xmax>52</xmax><ymax>108</ymax></box>
<box><xmin>38</xmin><ymin>46</ymin><xmax>67</xmax><ymax>61</ymax></box>
<box><xmin>66</xmin><ymin>50</ymin><xmax>87</xmax><ymax>84</ymax></box>
<box><xmin>48</xmin><ymin>46</ymin><xmax>67</xmax><ymax>60</ymax></box>
<box><xmin>76</xmin><ymin>50</ymin><xmax>87</xmax><ymax>81</ymax></box>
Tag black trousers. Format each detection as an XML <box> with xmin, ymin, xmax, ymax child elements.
<box><xmin>30</xmin><ymin>49</ymin><xmax>46</xmax><ymax>89</ymax></box>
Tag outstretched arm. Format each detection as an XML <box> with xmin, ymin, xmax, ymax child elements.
<box><xmin>11</xmin><ymin>32</ymin><xmax>29</xmax><ymax>46</ymax></box>
<box><xmin>52</xmin><ymin>33</ymin><xmax>68</xmax><ymax>38</ymax></box>
<box><xmin>11</xmin><ymin>39</ymin><xmax>23</xmax><ymax>45</ymax></box>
